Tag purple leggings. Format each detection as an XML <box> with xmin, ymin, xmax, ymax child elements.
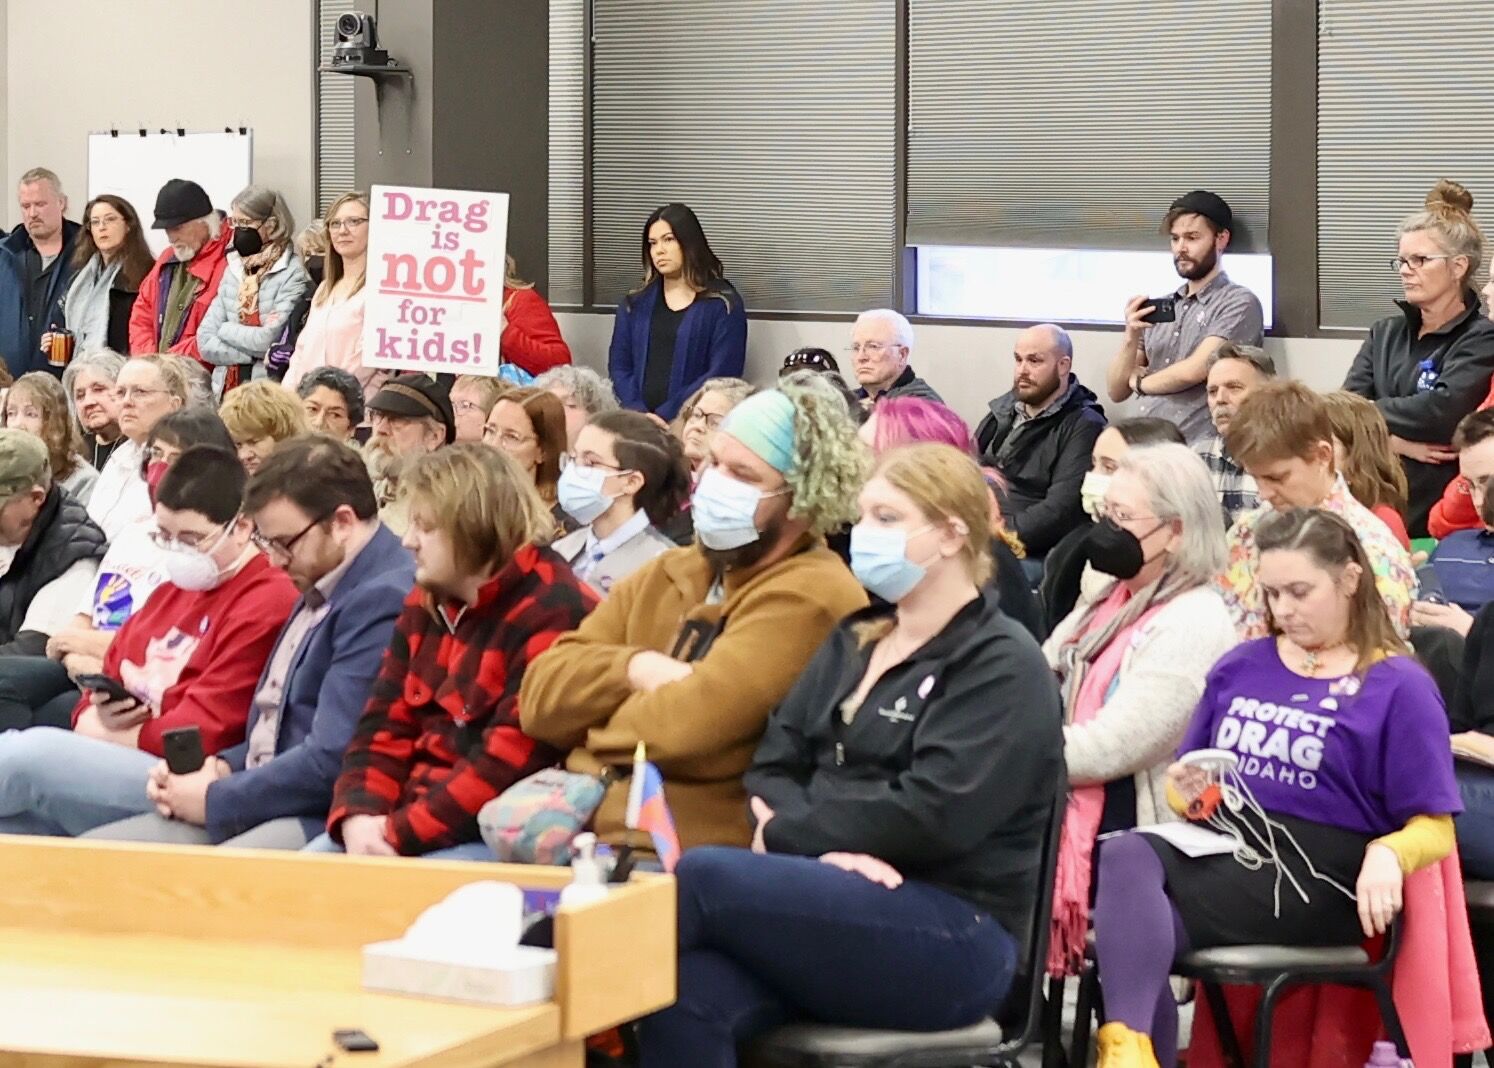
<box><xmin>1093</xmin><ymin>833</ymin><xmax>1192</xmax><ymax>1068</ymax></box>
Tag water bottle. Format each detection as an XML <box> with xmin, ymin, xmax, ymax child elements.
<box><xmin>1362</xmin><ymin>1039</ymin><xmax>1412</xmax><ymax>1068</ymax></box>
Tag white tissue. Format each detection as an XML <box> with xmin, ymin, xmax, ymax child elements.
<box><xmin>362</xmin><ymin>881</ymin><xmax>557</xmax><ymax>1006</ymax></box>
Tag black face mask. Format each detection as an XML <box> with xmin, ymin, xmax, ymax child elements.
<box><xmin>306</xmin><ymin>255</ymin><xmax>325</xmax><ymax>288</ymax></box>
<box><xmin>1086</xmin><ymin>516</ymin><xmax>1165</xmax><ymax>580</ymax></box>
<box><xmin>232</xmin><ymin>225</ymin><xmax>264</xmax><ymax>257</ymax></box>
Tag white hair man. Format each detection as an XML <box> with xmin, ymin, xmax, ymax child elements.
<box><xmin>1</xmin><ymin>168</ymin><xmax>82</xmax><ymax>377</ymax></box>
<box><xmin>127</xmin><ymin>178</ymin><xmax>231</xmax><ymax>361</ymax></box>
<box><xmin>849</xmin><ymin>308</ymin><xmax>942</xmax><ymax>406</ymax></box>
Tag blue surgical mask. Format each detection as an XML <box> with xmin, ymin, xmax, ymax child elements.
<box><xmin>557</xmin><ymin>463</ymin><xmax>617</xmax><ymax>527</ymax></box>
<box><xmin>693</xmin><ymin>467</ymin><xmax>780</xmax><ymax>550</ymax></box>
<box><xmin>850</xmin><ymin>523</ymin><xmax>934</xmax><ymax>602</ymax></box>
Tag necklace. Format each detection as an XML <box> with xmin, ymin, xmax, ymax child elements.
<box><xmin>1297</xmin><ymin>640</ymin><xmax>1349</xmax><ymax>677</ymax></box>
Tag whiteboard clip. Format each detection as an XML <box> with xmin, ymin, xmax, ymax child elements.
<box><xmin>175</xmin><ymin>127</ymin><xmax>185</xmax><ymax>137</ymax></box>
<box><xmin>109</xmin><ymin>128</ymin><xmax>119</xmax><ymax>138</ymax></box>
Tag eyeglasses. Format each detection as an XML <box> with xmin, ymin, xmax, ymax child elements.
<box><xmin>1104</xmin><ymin>505</ymin><xmax>1160</xmax><ymax>525</ymax></box>
<box><xmin>328</xmin><ymin>217</ymin><xmax>369</xmax><ymax>233</ymax></box>
<box><xmin>87</xmin><ymin>214</ymin><xmax>124</xmax><ymax>230</ymax></box>
<box><xmin>685</xmin><ymin>409</ymin><xmax>726</xmax><ymax>430</ymax></box>
<box><xmin>116</xmin><ymin>386</ymin><xmax>168</xmax><ymax>402</ymax></box>
<box><xmin>452</xmin><ymin>400</ymin><xmax>486</xmax><ymax>415</ymax></box>
<box><xmin>782</xmin><ymin>349</ymin><xmax>838</xmax><ymax>373</ymax></box>
<box><xmin>846</xmin><ymin>341</ymin><xmax>900</xmax><ymax>356</ymax></box>
<box><xmin>150</xmin><ymin>516</ymin><xmax>234</xmax><ymax>552</ymax></box>
<box><xmin>1390</xmin><ymin>254</ymin><xmax>1452</xmax><ymax>272</ymax></box>
<box><xmin>484</xmin><ymin>427</ymin><xmax>536</xmax><ymax>449</ymax></box>
<box><xmin>250</xmin><ymin>513</ymin><xmax>329</xmax><ymax>560</ymax></box>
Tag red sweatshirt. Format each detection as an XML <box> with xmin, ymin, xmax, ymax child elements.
<box><xmin>502</xmin><ymin>286</ymin><xmax>572</xmax><ymax>376</ymax></box>
<box><xmin>1429</xmin><ymin>377</ymin><xmax>1494</xmax><ymax>538</ymax></box>
<box><xmin>72</xmin><ymin>553</ymin><xmax>298</xmax><ymax>756</ymax></box>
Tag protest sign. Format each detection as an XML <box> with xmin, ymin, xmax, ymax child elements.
<box><xmin>363</xmin><ymin>184</ymin><xmax>509</xmax><ymax>376</ymax></box>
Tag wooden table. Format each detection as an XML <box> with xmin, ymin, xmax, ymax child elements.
<box><xmin>0</xmin><ymin>836</ymin><xmax>676</xmax><ymax>1067</ymax></box>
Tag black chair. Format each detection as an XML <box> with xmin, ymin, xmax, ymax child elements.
<box><xmin>742</xmin><ymin>780</ymin><xmax>1068</xmax><ymax>1068</ymax></box>
<box><xmin>1173</xmin><ymin>920</ymin><xmax>1407</xmax><ymax>1068</ymax></box>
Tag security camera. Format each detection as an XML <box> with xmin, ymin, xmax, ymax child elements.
<box><xmin>330</xmin><ymin>10</ymin><xmax>394</xmax><ymax>70</ymax></box>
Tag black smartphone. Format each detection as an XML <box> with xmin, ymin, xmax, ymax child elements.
<box><xmin>333</xmin><ymin>1029</ymin><xmax>380</xmax><ymax>1053</ymax></box>
<box><xmin>1139</xmin><ymin>296</ymin><xmax>1177</xmax><ymax>324</ymax></box>
<box><xmin>74</xmin><ymin>673</ymin><xmax>136</xmax><ymax>705</ymax></box>
<box><xmin>162</xmin><ymin>726</ymin><xmax>205</xmax><ymax>775</ymax></box>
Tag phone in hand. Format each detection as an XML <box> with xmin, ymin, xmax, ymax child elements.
<box><xmin>74</xmin><ymin>673</ymin><xmax>136</xmax><ymax>705</ymax></box>
<box><xmin>162</xmin><ymin>726</ymin><xmax>206</xmax><ymax>775</ymax></box>
<box><xmin>1139</xmin><ymin>296</ymin><xmax>1177</xmax><ymax>324</ymax></box>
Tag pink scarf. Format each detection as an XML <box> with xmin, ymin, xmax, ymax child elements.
<box><xmin>1047</xmin><ymin>585</ymin><xmax>1167</xmax><ymax>976</ymax></box>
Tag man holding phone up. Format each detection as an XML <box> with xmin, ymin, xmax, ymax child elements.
<box><xmin>0</xmin><ymin>446</ymin><xmax>297</xmax><ymax>837</ymax></box>
<box><xmin>1106</xmin><ymin>190</ymin><xmax>1265</xmax><ymax>445</ymax></box>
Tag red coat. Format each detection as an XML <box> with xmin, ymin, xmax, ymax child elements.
<box><xmin>502</xmin><ymin>285</ymin><xmax>571</xmax><ymax>375</ymax></box>
<box><xmin>1429</xmin><ymin>376</ymin><xmax>1494</xmax><ymax>538</ymax></box>
<box><xmin>128</xmin><ymin>227</ymin><xmax>232</xmax><ymax>362</ymax></box>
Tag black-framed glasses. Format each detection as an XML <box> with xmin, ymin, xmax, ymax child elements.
<box><xmin>781</xmin><ymin>348</ymin><xmax>840</xmax><ymax>375</ymax></box>
<box><xmin>251</xmin><ymin>513</ymin><xmax>330</xmax><ymax>559</ymax></box>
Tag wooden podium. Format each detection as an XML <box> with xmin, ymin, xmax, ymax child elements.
<box><xmin>0</xmin><ymin>836</ymin><xmax>676</xmax><ymax>1067</ymax></box>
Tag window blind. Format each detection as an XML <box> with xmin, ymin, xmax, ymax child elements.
<box><xmin>1317</xmin><ymin>1</ymin><xmax>1494</xmax><ymax>329</ymax></box>
<box><xmin>590</xmin><ymin>1</ymin><xmax>896</xmax><ymax>313</ymax></box>
<box><xmin>906</xmin><ymin>0</ymin><xmax>1272</xmax><ymax>253</ymax></box>
<box><xmin>548</xmin><ymin>0</ymin><xmax>585</xmax><ymax>306</ymax></box>
<box><xmin>315</xmin><ymin>0</ymin><xmax>358</xmax><ymax>217</ymax></box>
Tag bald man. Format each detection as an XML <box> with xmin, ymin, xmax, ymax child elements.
<box><xmin>975</xmin><ymin>324</ymin><xmax>1108</xmax><ymax>562</ymax></box>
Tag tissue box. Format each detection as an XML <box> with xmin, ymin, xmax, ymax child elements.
<box><xmin>361</xmin><ymin>940</ymin><xmax>557</xmax><ymax>1007</ymax></box>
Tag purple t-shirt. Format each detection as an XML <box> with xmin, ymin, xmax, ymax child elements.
<box><xmin>1179</xmin><ymin>638</ymin><xmax>1461</xmax><ymax>836</ymax></box>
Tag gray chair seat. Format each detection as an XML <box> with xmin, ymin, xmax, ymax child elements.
<box><xmin>1464</xmin><ymin>880</ymin><xmax>1494</xmax><ymax>912</ymax></box>
<box><xmin>1178</xmin><ymin>944</ymin><xmax>1369</xmax><ymax>973</ymax></box>
<box><xmin>746</xmin><ymin>1017</ymin><xmax>1003</xmax><ymax>1068</ymax></box>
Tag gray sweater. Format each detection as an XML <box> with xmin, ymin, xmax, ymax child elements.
<box><xmin>1043</xmin><ymin>583</ymin><xmax>1238</xmax><ymax>827</ymax></box>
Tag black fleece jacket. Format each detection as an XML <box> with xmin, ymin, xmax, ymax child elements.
<box><xmin>747</xmin><ymin>587</ymin><xmax>1064</xmax><ymax>939</ymax></box>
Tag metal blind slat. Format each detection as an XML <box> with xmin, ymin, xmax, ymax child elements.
<box><xmin>548</xmin><ymin>0</ymin><xmax>585</xmax><ymax>305</ymax></box>
<box><xmin>907</xmin><ymin>0</ymin><xmax>1272</xmax><ymax>251</ymax></box>
<box><xmin>316</xmin><ymin>1</ymin><xmax>357</xmax><ymax>218</ymax></box>
<box><xmin>1317</xmin><ymin>1</ymin><xmax>1494</xmax><ymax>329</ymax></box>
<box><xmin>590</xmin><ymin>0</ymin><xmax>896</xmax><ymax>313</ymax></box>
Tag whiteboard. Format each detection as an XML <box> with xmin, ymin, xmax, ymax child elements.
<box><xmin>87</xmin><ymin>130</ymin><xmax>253</xmax><ymax>256</ymax></box>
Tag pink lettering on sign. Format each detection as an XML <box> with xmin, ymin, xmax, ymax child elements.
<box><xmin>363</xmin><ymin>184</ymin><xmax>509</xmax><ymax>377</ymax></box>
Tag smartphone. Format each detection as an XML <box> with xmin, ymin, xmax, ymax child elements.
<box><xmin>333</xmin><ymin>1029</ymin><xmax>379</xmax><ymax>1053</ymax></box>
<box><xmin>162</xmin><ymin>726</ymin><xmax>206</xmax><ymax>775</ymax></box>
<box><xmin>74</xmin><ymin>673</ymin><xmax>136</xmax><ymax>705</ymax></box>
<box><xmin>1139</xmin><ymin>296</ymin><xmax>1177</xmax><ymax>325</ymax></box>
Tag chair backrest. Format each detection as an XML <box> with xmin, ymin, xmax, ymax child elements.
<box><xmin>996</xmin><ymin>774</ymin><xmax>1070</xmax><ymax>1049</ymax></box>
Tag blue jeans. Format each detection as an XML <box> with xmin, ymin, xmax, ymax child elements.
<box><xmin>0</xmin><ymin>656</ymin><xmax>80</xmax><ymax>732</ymax></box>
<box><xmin>302</xmin><ymin>831</ymin><xmax>495</xmax><ymax>862</ymax></box>
<box><xmin>0</xmin><ymin>726</ymin><xmax>156</xmax><ymax>836</ymax></box>
<box><xmin>1457</xmin><ymin>762</ymin><xmax>1494</xmax><ymax>879</ymax></box>
<box><xmin>638</xmin><ymin>847</ymin><xmax>1018</xmax><ymax>1068</ymax></box>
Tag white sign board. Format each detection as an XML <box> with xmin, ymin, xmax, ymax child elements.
<box><xmin>87</xmin><ymin>130</ymin><xmax>253</xmax><ymax>257</ymax></box>
<box><xmin>362</xmin><ymin>184</ymin><xmax>509</xmax><ymax>377</ymax></box>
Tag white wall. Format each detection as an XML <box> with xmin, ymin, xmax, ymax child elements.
<box><xmin>3</xmin><ymin>0</ymin><xmax>315</xmax><ymax>230</ymax></box>
<box><xmin>556</xmin><ymin>311</ymin><xmax>1363</xmax><ymax>429</ymax></box>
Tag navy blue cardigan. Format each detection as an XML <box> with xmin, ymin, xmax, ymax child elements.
<box><xmin>608</xmin><ymin>278</ymin><xmax>748</xmax><ymax>419</ymax></box>
<box><xmin>204</xmin><ymin>523</ymin><xmax>416</xmax><ymax>843</ymax></box>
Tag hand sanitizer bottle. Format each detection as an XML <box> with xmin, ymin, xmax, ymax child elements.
<box><xmin>560</xmin><ymin>832</ymin><xmax>609</xmax><ymax>908</ymax></box>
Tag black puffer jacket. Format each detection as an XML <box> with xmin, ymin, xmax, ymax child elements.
<box><xmin>976</xmin><ymin>376</ymin><xmax>1107</xmax><ymax>556</ymax></box>
<box><xmin>1343</xmin><ymin>292</ymin><xmax>1494</xmax><ymax>537</ymax></box>
<box><xmin>0</xmin><ymin>485</ymin><xmax>107</xmax><ymax>655</ymax></box>
<box><xmin>747</xmin><ymin>587</ymin><xmax>1064</xmax><ymax>940</ymax></box>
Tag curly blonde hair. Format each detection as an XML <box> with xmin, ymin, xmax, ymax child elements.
<box><xmin>777</xmin><ymin>370</ymin><xmax>867</xmax><ymax>537</ymax></box>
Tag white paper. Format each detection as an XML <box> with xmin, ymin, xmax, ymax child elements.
<box><xmin>1131</xmin><ymin>821</ymin><xmax>1239</xmax><ymax>858</ymax></box>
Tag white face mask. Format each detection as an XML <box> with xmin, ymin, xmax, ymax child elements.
<box><xmin>1080</xmin><ymin>470</ymin><xmax>1111</xmax><ymax>521</ymax></box>
<box><xmin>160</xmin><ymin>521</ymin><xmax>234</xmax><ymax>591</ymax></box>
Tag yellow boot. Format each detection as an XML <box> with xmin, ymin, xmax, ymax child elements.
<box><xmin>1096</xmin><ymin>1022</ymin><xmax>1162</xmax><ymax>1068</ymax></box>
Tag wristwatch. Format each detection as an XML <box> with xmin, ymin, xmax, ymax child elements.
<box><xmin>1133</xmin><ymin>373</ymin><xmax>1147</xmax><ymax>397</ymax></box>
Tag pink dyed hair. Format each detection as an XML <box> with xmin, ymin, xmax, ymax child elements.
<box><xmin>872</xmin><ymin>396</ymin><xmax>975</xmax><ymax>455</ymax></box>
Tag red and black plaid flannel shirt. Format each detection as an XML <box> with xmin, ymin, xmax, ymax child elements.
<box><xmin>327</xmin><ymin>543</ymin><xmax>598</xmax><ymax>854</ymax></box>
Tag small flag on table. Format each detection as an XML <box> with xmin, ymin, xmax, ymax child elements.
<box><xmin>625</xmin><ymin>741</ymin><xmax>681</xmax><ymax>873</ymax></box>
